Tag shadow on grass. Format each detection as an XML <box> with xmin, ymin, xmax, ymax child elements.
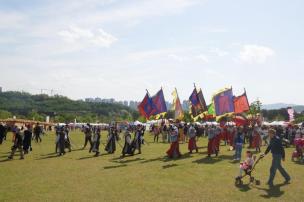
<box><xmin>103</xmin><ymin>164</ymin><xmax>127</xmax><ymax>169</ymax></box>
<box><xmin>77</xmin><ymin>153</ymin><xmax>109</xmax><ymax>160</ymax></box>
<box><xmin>162</xmin><ymin>164</ymin><xmax>178</xmax><ymax>169</ymax></box>
<box><xmin>163</xmin><ymin>153</ymin><xmax>192</xmax><ymax>162</ymax></box>
<box><xmin>256</xmin><ymin>183</ymin><xmax>287</xmax><ymax>198</ymax></box>
<box><xmin>111</xmin><ymin>157</ymin><xmax>145</xmax><ymax>164</ymax></box>
<box><xmin>140</xmin><ymin>153</ymin><xmax>192</xmax><ymax>164</ymax></box>
<box><xmin>293</xmin><ymin>160</ymin><xmax>304</xmax><ymax>165</ymax></box>
<box><xmin>140</xmin><ymin>157</ymin><xmax>164</xmax><ymax>164</ymax></box>
<box><xmin>36</xmin><ymin>154</ymin><xmax>61</xmax><ymax>160</ymax></box>
<box><xmin>192</xmin><ymin>156</ymin><xmax>222</xmax><ymax>164</ymax></box>
<box><xmin>235</xmin><ymin>183</ymin><xmax>251</xmax><ymax>192</ymax></box>
<box><xmin>0</xmin><ymin>158</ymin><xmax>12</xmax><ymax>163</ymax></box>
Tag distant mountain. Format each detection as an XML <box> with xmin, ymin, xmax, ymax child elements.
<box><xmin>262</xmin><ymin>103</ymin><xmax>304</xmax><ymax>113</ymax></box>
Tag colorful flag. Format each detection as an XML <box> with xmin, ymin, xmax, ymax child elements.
<box><xmin>233</xmin><ymin>92</ymin><xmax>250</xmax><ymax>114</ymax></box>
<box><xmin>207</xmin><ymin>103</ymin><xmax>215</xmax><ymax>116</ymax></box>
<box><xmin>189</xmin><ymin>87</ymin><xmax>207</xmax><ymax>117</ymax></box>
<box><xmin>197</xmin><ymin>89</ymin><xmax>208</xmax><ymax>111</ymax></box>
<box><xmin>233</xmin><ymin>114</ymin><xmax>249</xmax><ymax>126</ymax></box>
<box><xmin>138</xmin><ymin>92</ymin><xmax>155</xmax><ymax>119</ymax></box>
<box><xmin>152</xmin><ymin>88</ymin><xmax>167</xmax><ymax>119</ymax></box>
<box><xmin>189</xmin><ymin>88</ymin><xmax>201</xmax><ymax>117</ymax></box>
<box><xmin>287</xmin><ymin>107</ymin><xmax>295</xmax><ymax>122</ymax></box>
<box><xmin>213</xmin><ymin>88</ymin><xmax>234</xmax><ymax>116</ymax></box>
<box><xmin>172</xmin><ymin>88</ymin><xmax>184</xmax><ymax>120</ymax></box>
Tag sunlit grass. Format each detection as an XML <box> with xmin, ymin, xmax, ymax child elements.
<box><xmin>0</xmin><ymin>131</ymin><xmax>303</xmax><ymax>202</ymax></box>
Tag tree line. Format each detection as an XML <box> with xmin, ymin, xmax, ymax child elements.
<box><xmin>0</xmin><ymin>91</ymin><xmax>140</xmax><ymax>123</ymax></box>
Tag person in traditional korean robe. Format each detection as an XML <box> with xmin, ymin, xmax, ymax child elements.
<box><xmin>122</xmin><ymin>128</ymin><xmax>134</xmax><ymax>157</ymax></box>
<box><xmin>207</xmin><ymin>126</ymin><xmax>217</xmax><ymax>157</ymax></box>
<box><xmin>105</xmin><ymin>126</ymin><xmax>118</xmax><ymax>154</ymax></box>
<box><xmin>58</xmin><ymin>127</ymin><xmax>66</xmax><ymax>156</ymax></box>
<box><xmin>252</xmin><ymin>126</ymin><xmax>262</xmax><ymax>152</ymax></box>
<box><xmin>33</xmin><ymin>123</ymin><xmax>42</xmax><ymax>143</ymax></box>
<box><xmin>132</xmin><ymin>125</ymin><xmax>143</xmax><ymax>154</ymax></box>
<box><xmin>214</xmin><ymin>127</ymin><xmax>222</xmax><ymax>155</ymax></box>
<box><xmin>0</xmin><ymin>123</ymin><xmax>6</xmax><ymax>144</ymax></box>
<box><xmin>82</xmin><ymin>124</ymin><xmax>93</xmax><ymax>149</ymax></box>
<box><xmin>23</xmin><ymin>125</ymin><xmax>33</xmax><ymax>154</ymax></box>
<box><xmin>166</xmin><ymin>125</ymin><xmax>181</xmax><ymax>158</ymax></box>
<box><xmin>90</xmin><ymin>127</ymin><xmax>101</xmax><ymax>156</ymax></box>
<box><xmin>188</xmin><ymin>124</ymin><xmax>198</xmax><ymax>153</ymax></box>
<box><xmin>8</xmin><ymin>128</ymin><xmax>24</xmax><ymax>160</ymax></box>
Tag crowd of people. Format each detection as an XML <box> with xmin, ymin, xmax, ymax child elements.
<box><xmin>1</xmin><ymin>120</ymin><xmax>303</xmax><ymax>187</ymax></box>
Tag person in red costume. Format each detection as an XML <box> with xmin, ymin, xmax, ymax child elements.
<box><xmin>166</xmin><ymin>125</ymin><xmax>181</xmax><ymax>158</ymax></box>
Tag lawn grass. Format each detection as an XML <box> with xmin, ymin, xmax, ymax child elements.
<box><xmin>0</xmin><ymin>131</ymin><xmax>303</xmax><ymax>202</ymax></box>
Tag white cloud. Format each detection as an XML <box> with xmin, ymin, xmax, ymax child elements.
<box><xmin>196</xmin><ymin>54</ymin><xmax>209</xmax><ymax>63</ymax></box>
<box><xmin>238</xmin><ymin>44</ymin><xmax>275</xmax><ymax>64</ymax></box>
<box><xmin>83</xmin><ymin>0</ymin><xmax>202</xmax><ymax>25</ymax></box>
<box><xmin>209</xmin><ymin>48</ymin><xmax>228</xmax><ymax>57</ymax></box>
<box><xmin>168</xmin><ymin>54</ymin><xmax>189</xmax><ymax>62</ymax></box>
<box><xmin>0</xmin><ymin>11</ymin><xmax>27</xmax><ymax>29</ymax></box>
<box><xmin>58</xmin><ymin>26</ymin><xmax>117</xmax><ymax>48</ymax></box>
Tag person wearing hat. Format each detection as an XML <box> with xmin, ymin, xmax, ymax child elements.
<box><xmin>90</xmin><ymin>127</ymin><xmax>101</xmax><ymax>157</ymax></box>
<box><xmin>121</xmin><ymin>127</ymin><xmax>134</xmax><ymax>157</ymax></box>
<box><xmin>166</xmin><ymin>124</ymin><xmax>181</xmax><ymax>158</ymax></box>
<box><xmin>132</xmin><ymin>125</ymin><xmax>143</xmax><ymax>154</ymax></box>
<box><xmin>0</xmin><ymin>122</ymin><xmax>6</xmax><ymax>144</ymax></box>
<box><xmin>262</xmin><ymin>129</ymin><xmax>291</xmax><ymax>187</ymax></box>
<box><xmin>57</xmin><ymin>126</ymin><xmax>67</xmax><ymax>156</ymax></box>
<box><xmin>23</xmin><ymin>125</ymin><xmax>33</xmax><ymax>154</ymax></box>
<box><xmin>8</xmin><ymin>127</ymin><xmax>24</xmax><ymax>160</ymax></box>
<box><xmin>82</xmin><ymin>123</ymin><xmax>93</xmax><ymax>149</ymax></box>
<box><xmin>105</xmin><ymin>125</ymin><xmax>118</xmax><ymax>154</ymax></box>
<box><xmin>33</xmin><ymin>123</ymin><xmax>42</xmax><ymax>143</ymax></box>
<box><xmin>187</xmin><ymin>124</ymin><xmax>198</xmax><ymax>154</ymax></box>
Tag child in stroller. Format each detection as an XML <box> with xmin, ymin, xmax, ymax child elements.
<box><xmin>235</xmin><ymin>151</ymin><xmax>263</xmax><ymax>185</ymax></box>
<box><xmin>292</xmin><ymin>135</ymin><xmax>304</xmax><ymax>162</ymax></box>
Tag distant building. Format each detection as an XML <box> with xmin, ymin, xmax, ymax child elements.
<box><xmin>85</xmin><ymin>98</ymin><xmax>94</xmax><ymax>102</ymax></box>
<box><xmin>95</xmin><ymin>97</ymin><xmax>102</xmax><ymax>102</ymax></box>
<box><xmin>129</xmin><ymin>101</ymin><xmax>140</xmax><ymax>110</ymax></box>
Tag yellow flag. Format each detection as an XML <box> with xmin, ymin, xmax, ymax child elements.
<box><xmin>171</xmin><ymin>88</ymin><xmax>184</xmax><ymax>120</ymax></box>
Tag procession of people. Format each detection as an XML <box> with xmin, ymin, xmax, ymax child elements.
<box><xmin>1</xmin><ymin>119</ymin><xmax>303</xmax><ymax>188</ymax></box>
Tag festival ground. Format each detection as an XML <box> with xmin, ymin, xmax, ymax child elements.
<box><xmin>0</xmin><ymin>131</ymin><xmax>303</xmax><ymax>202</ymax></box>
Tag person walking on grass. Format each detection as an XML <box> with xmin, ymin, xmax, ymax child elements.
<box><xmin>188</xmin><ymin>124</ymin><xmax>198</xmax><ymax>154</ymax></box>
<box><xmin>234</xmin><ymin>127</ymin><xmax>244</xmax><ymax>161</ymax></box>
<box><xmin>23</xmin><ymin>125</ymin><xmax>33</xmax><ymax>154</ymax></box>
<box><xmin>262</xmin><ymin>129</ymin><xmax>291</xmax><ymax>187</ymax></box>
<box><xmin>33</xmin><ymin>123</ymin><xmax>42</xmax><ymax>143</ymax></box>
<box><xmin>8</xmin><ymin>127</ymin><xmax>24</xmax><ymax>160</ymax></box>
<box><xmin>82</xmin><ymin>123</ymin><xmax>93</xmax><ymax>149</ymax></box>
<box><xmin>90</xmin><ymin>127</ymin><xmax>101</xmax><ymax>157</ymax></box>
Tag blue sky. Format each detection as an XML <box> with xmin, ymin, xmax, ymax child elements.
<box><xmin>0</xmin><ymin>0</ymin><xmax>303</xmax><ymax>104</ymax></box>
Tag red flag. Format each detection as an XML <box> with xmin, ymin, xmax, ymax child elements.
<box><xmin>233</xmin><ymin>92</ymin><xmax>250</xmax><ymax>114</ymax></box>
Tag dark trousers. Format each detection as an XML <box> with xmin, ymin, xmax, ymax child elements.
<box><xmin>35</xmin><ymin>134</ymin><xmax>42</xmax><ymax>142</ymax></box>
<box><xmin>268</xmin><ymin>154</ymin><xmax>290</xmax><ymax>184</ymax></box>
<box><xmin>0</xmin><ymin>134</ymin><xmax>3</xmax><ymax>144</ymax></box>
<box><xmin>154</xmin><ymin>134</ymin><xmax>159</xmax><ymax>142</ymax></box>
<box><xmin>83</xmin><ymin>136</ymin><xmax>92</xmax><ymax>148</ymax></box>
<box><xmin>9</xmin><ymin>145</ymin><xmax>24</xmax><ymax>159</ymax></box>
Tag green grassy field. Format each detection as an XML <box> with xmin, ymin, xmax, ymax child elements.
<box><xmin>0</xmin><ymin>131</ymin><xmax>303</xmax><ymax>202</ymax></box>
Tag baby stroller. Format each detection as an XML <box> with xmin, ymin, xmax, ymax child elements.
<box><xmin>235</xmin><ymin>155</ymin><xmax>263</xmax><ymax>186</ymax></box>
<box><xmin>292</xmin><ymin>138</ymin><xmax>304</xmax><ymax>162</ymax></box>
